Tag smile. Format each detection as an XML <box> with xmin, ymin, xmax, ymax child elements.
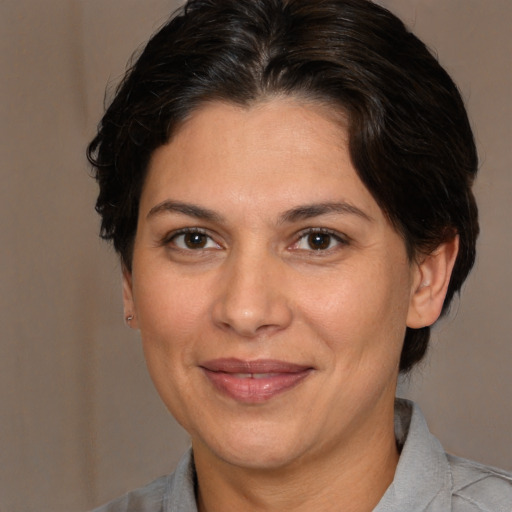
<box><xmin>200</xmin><ymin>358</ymin><xmax>313</xmax><ymax>403</ymax></box>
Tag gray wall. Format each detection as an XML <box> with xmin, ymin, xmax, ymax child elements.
<box><xmin>0</xmin><ymin>1</ymin><xmax>510</xmax><ymax>511</ymax></box>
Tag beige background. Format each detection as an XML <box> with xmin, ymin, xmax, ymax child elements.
<box><xmin>0</xmin><ymin>1</ymin><xmax>510</xmax><ymax>511</ymax></box>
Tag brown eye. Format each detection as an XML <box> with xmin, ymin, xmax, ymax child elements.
<box><xmin>183</xmin><ymin>232</ymin><xmax>208</xmax><ymax>249</ymax></box>
<box><xmin>307</xmin><ymin>233</ymin><xmax>332</xmax><ymax>250</ymax></box>
<box><xmin>292</xmin><ymin>229</ymin><xmax>347</xmax><ymax>252</ymax></box>
<box><xmin>170</xmin><ymin>230</ymin><xmax>221</xmax><ymax>250</ymax></box>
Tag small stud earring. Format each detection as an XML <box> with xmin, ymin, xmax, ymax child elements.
<box><xmin>125</xmin><ymin>314</ymin><xmax>134</xmax><ymax>324</ymax></box>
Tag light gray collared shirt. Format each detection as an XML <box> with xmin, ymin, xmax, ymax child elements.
<box><xmin>92</xmin><ymin>399</ymin><xmax>512</xmax><ymax>511</ymax></box>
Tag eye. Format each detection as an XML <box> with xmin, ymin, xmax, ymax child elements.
<box><xmin>292</xmin><ymin>229</ymin><xmax>347</xmax><ymax>251</ymax></box>
<box><xmin>169</xmin><ymin>230</ymin><xmax>221</xmax><ymax>250</ymax></box>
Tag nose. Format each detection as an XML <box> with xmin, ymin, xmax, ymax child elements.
<box><xmin>211</xmin><ymin>249</ymin><xmax>293</xmax><ymax>338</ymax></box>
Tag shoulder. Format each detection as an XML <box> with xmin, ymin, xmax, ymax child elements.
<box><xmin>89</xmin><ymin>474</ymin><xmax>170</xmax><ymax>512</ymax></box>
<box><xmin>448</xmin><ymin>454</ymin><xmax>512</xmax><ymax>512</ymax></box>
<box><xmin>89</xmin><ymin>449</ymin><xmax>197</xmax><ymax>512</ymax></box>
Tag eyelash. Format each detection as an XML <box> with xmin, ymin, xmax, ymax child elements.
<box><xmin>161</xmin><ymin>228</ymin><xmax>220</xmax><ymax>251</ymax></box>
<box><xmin>292</xmin><ymin>228</ymin><xmax>350</xmax><ymax>252</ymax></box>
<box><xmin>160</xmin><ymin>227</ymin><xmax>349</xmax><ymax>254</ymax></box>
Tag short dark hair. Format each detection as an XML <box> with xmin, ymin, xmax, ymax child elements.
<box><xmin>87</xmin><ymin>0</ymin><xmax>479</xmax><ymax>372</ymax></box>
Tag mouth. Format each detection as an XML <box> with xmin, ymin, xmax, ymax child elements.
<box><xmin>200</xmin><ymin>358</ymin><xmax>313</xmax><ymax>403</ymax></box>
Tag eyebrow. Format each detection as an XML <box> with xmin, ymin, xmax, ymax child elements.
<box><xmin>146</xmin><ymin>199</ymin><xmax>372</xmax><ymax>224</ymax></box>
<box><xmin>147</xmin><ymin>200</ymin><xmax>224</xmax><ymax>222</ymax></box>
<box><xmin>279</xmin><ymin>202</ymin><xmax>373</xmax><ymax>224</ymax></box>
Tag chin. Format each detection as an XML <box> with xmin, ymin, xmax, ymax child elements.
<box><xmin>193</xmin><ymin>418</ymin><xmax>316</xmax><ymax>471</ymax></box>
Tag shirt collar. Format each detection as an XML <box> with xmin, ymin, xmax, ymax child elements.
<box><xmin>165</xmin><ymin>448</ymin><xmax>198</xmax><ymax>512</ymax></box>
<box><xmin>374</xmin><ymin>398</ymin><xmax>452</xmax><ymax>511</ymax></box>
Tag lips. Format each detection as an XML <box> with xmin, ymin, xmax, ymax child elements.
<box><xmin>200</xmin><ymin>358</ymin><xmax>313</xmax><ymax>403</ymax></box>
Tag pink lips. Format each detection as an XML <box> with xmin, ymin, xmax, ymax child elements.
<box><xmin>200</xmin><ymin>358</ymin><xmax>313</xmax><ymax>403</ymax></box>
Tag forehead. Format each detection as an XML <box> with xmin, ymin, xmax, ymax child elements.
<box><xmin>160</xmin><ymin>97</ymin><xmax>348</xmax><ymax>163</ymax></box>
<box><xmin>141</xmin><ymin>98</ymin><xmax>382</xmax><ymax>223</ymax></box>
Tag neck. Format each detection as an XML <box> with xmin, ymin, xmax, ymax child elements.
<box><xmin>194</xmin><ymin>402</ymin><xmax>399</xmax><ymax>512</ymax></box>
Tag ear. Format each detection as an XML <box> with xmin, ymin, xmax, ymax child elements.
<box><xmin>407</xmin><ymin>236</ymin><xmax>459</xmax><ymax>329</ymax></box>
<box><xmin>122</xmin><ymin>266</ymin><xmax>139</xmax><ymax>329</ymax></box>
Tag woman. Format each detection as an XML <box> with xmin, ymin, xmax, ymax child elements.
<box><xmin>88</xmin><ymin>0</ymin><xmax>512</xmax><ymax>510</ymax></box>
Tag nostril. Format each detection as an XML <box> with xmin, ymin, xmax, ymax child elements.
<box><xmin>212</xmin><ymin>298</ymin><xmax>293</xmax><ymax>338</ymax></box>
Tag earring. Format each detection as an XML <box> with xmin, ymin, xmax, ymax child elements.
<box><xmin>125</xmin><ymin>314</ymin><xmax>134</xmax><ymax>324</ymax></box>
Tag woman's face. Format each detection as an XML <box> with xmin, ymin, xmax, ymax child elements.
<box><xmin>125</xmin><ymin>99</ymin><xmax>422</xmax><ymax>470</ymax></box>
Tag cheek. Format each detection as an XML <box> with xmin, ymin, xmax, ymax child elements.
<box><xmin>133</xmin><ymin>268</ymin><xmax>213</xmax><ymax>362</ymax></box>
<box><xmin>296</xmin><ymin>260</ymin><xmax>411</xmax><ymax>360</ymax></box>
<box><xmin>133</xmin><ymin>271</ymin><xmax>212</xmax><ymax>425</ymax></box>
<box><xmin>136</xmin><ymin>263</ymin><xmax>207</xmax><ymax>321</ymax></box>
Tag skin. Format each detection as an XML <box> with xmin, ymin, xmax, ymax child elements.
<box><xmin>123</xmin><ymin>98</ymin><xmax>458</xmax><ymax>511</ymax></box>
